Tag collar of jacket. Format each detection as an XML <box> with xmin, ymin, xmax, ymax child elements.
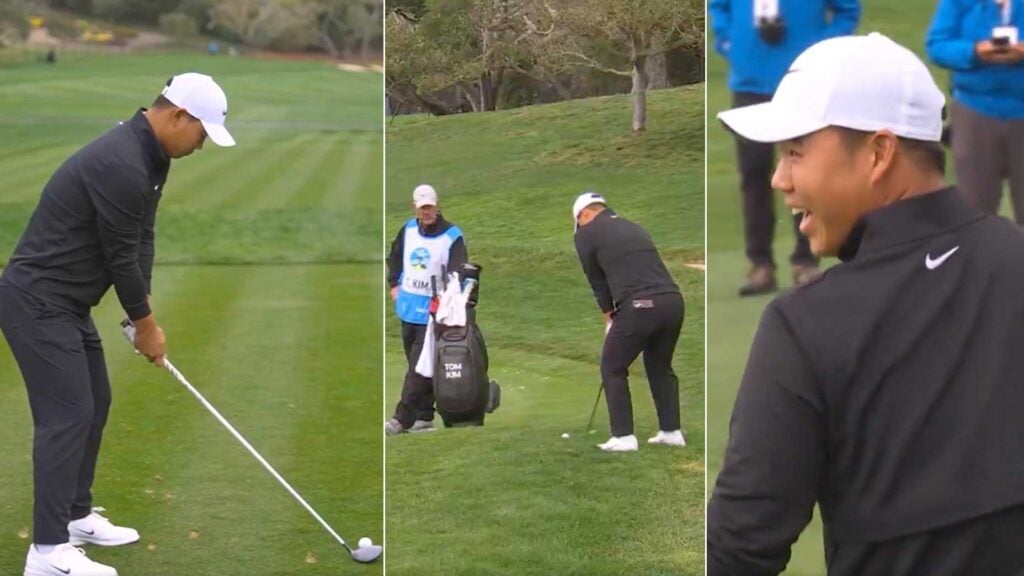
<box><xmin>418</xmin><ymin>213</ymin><xmax>452</xmax><ymax>237</ymax></box>
<box><xmin>128</xmin><ymin>108</ymin><xmax>171</xmax><ymax>176</ymax></box>
<box><xmin>838</xmin><ymin>187</ymin><xmax>983</xmax><ymax>262</ymax></box>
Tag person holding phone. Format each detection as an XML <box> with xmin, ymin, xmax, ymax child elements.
<box><xmin>927</xmin><ymin>0</ymin><xmax>1024</xmax><ymax>222</ymax></box>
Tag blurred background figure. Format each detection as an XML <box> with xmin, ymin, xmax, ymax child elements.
<box><xmin>927</xmin><ymin>0</ymin><xmax>1024</xmax><ymax>223</ymax></box>
<box><xmin>710</xmin><ymin>0</ymin><xmax>860</xmax><ymax>296</ymax></box>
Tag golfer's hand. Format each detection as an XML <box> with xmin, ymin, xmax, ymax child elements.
<box><xmin>390</xmin><ymin>286</ymin><xmax>398</xmax><ymax>301</ymax></box>
<box><xmin>133</xmin><ymin>315</ymin><xmax>166</xmax><ymax>367</ymax></box>
<box><xmin>975</xmin><ymin>40</ymin><xmax>1024</xmax><ymax>63</ymax></box>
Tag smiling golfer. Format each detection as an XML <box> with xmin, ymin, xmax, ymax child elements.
<box><xmin>0</xmin><ymin>73</ymin><xmax>234</xmax><ymax>576</ymax></box>
<box><xmin>708</xmin><ymin>34</ymin><xmax>1024</xmax><ymax>575</ymax></box>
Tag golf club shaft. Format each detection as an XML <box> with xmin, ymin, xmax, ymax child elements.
<box><xmin>586</xmin><ymin>383</ymin><xmax>603</xmax><ymax>431</ymax></box>
<box><xmin>160</xmin><ymin>358</ymin><xmax>354</xmax><ymax>552</ymax></box>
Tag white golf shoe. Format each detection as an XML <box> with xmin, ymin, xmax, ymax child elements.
<box><xmin>24</xmin><ymin>543</ymin><xmax>117</xmax><ymax>576</ymax></box>
<box><xmin>647</xmin><ymin>430</ymin><xmax>686</xmax><ymax>447</ymax></box>
<box><xmin>597</xmin><ymin>435</ymin><xmax>639</xmax><ymax>452</ymax></box>
<box><xmin>409</xmin><ymin>420</ymin><xmax>436</xmax><ymax>433</ymax></box>
<box><xmin>68</xmin><ymin>509</ymin><xmax>139</xmax><ymax>547</ymax></box>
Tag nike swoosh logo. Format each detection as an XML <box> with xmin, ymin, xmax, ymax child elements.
<box><xmin>50</xmin><ymin>564</ymin><xmax>70</xmax><ymax>574</ymax></box>
<box><xmin>925</xmin><ymin>246</ymin><xmax>959</xmax><ymax>270</ymax></box>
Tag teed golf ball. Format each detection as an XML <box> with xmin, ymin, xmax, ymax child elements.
<box><xmin>561</xmin><ymin>433</ymin><xmax>570</xmax><ymax>439</ymax></box>
<box><xmin>358</xmin><ymin>537</ymin><xmax>373</xmax><ymax>548</ymax></box>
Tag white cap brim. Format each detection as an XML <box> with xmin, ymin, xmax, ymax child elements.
<box><xmin>415</xmin><ymin>200</ymin><xmax>437</xmax><ymax>208</ymax></box>
<box><xmin>717</xmin><ymin>102</ymin><xmax>829</xmax><ymax>144</ymax></box>
<box><xmin>201</xmin><ymin>121</ymin><xmax>236</xmax><ymax>147</ymax></box>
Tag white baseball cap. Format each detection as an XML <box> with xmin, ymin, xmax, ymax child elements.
<box><xmin>573</xmin><ymin>191</ymin><xmax>607</xmax><ymax>232</ymax></box>
<box><xmin>718</xmin><ymin>33</ymin><xmax>945</xmax><ymax>144</ymax></box>
<box><xmin>413</xmin><ymin>184</ymin><xmax>438</xmax><ymax>208</ymax></box>
<box><xmin>161</xmin><ymin>72</ymin><xmax>236</xmax><ymax>147</ymax></box>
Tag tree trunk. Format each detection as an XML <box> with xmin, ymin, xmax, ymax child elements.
<box><xmin>644</xmin><ymin>52</ymin><xmax>670</xmax><ymax>90</ymax></box>
<box><xmin>461</xmin><ymin>85</ymin><xmax>481</xmax><ymax>112</ymax></box>
<box><xmin>631</xmin><ymin>56</ymin><xmax>648</xmax><ymax>133</ymax></box>
<box><xmin>479</xmin><ymin>72</ymin><xmax>496</xmax><ymax>111</ymax></box>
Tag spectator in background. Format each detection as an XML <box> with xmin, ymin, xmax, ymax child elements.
<box><xmin>927</xmin><ymin>0</ymin><xmax>1024</xmax><ymax>223</ymax></box>
<box><xmin>710</xmin><ymin>0</ymin><xmax>860</xmax><ymax>296</ymax></box>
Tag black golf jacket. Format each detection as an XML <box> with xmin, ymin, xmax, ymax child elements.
<box><xmin>709</xmin><ymin>188</ymin><xmax>1024</xmax><ymax>575</ymax></box>
<box><xmin>573</xmin><ymin>209</ymin><xmax>680</xmax><ymax>314</ymax></box>
<box><xmin>2</xmin><ymin>109</ymin><xmax>166</xmax><ymax>320</ymax></box>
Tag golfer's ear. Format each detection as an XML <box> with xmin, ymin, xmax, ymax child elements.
<box><xmin>172</xmin><ymin>107</ymin><xmax>191</xmax><ymax>126</ymax></box>
<box><xmin>869</xmin><ymin>131</ymin><xmax>899</xmax><ymax>184</ymax></box>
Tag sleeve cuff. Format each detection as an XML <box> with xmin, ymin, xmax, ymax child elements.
<box><xmin>124</xmin><ymin>301</ymin><xmax>152</xmax><ymax>321</ymax></box>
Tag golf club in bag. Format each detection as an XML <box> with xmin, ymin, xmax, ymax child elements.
<box><xmin>431</xmin><ymin>263</ymin><xmax>500</xmax><ymax>427</ymax></box>
<box><xmin>119</xmin><ymin>320</ymin><xmax>382</xmax><ymax>564</ymax></box>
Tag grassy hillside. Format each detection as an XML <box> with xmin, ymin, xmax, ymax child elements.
<box><xmin>385</xmin><ymin>86</ymin><xmax>705</xmax><ymax>575</ymax></box>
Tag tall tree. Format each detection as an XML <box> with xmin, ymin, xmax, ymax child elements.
<box><xmin>527</xmin><ymin>0</ymin><xmax>703</xmax><ymax>132</ymax></box>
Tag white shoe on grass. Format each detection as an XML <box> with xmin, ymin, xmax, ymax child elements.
<box><xmin>597</xmin><ymin>435</ymin><xmax>639</xmax><ymax>452</ymax></box>
<box><xmin>24</xmin><ymin>543</ymin><xmax>117</xmax><ymax>576</ymax></box>
<box><xmin>647</xmin><ymin>430</ymin><xmax>686</xmax><ymax>447</ymax></box>
<box><xmin>409</xmin><ymin>420</ymin><xmax>436</xmax><ymax>433</ymax></box>
<box><xmin>68</xmin><ymin>509</ymin><xmax>139</xmax><ymax>547</ymax></box>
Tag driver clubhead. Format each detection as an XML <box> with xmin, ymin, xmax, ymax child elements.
<box><xmin>350</xmin><ymin>544</ymin><xmax>383</xmax><ymax>563</ymax></box>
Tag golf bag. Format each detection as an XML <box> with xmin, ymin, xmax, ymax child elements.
<box><xmin>433</xmin><ymin>263</ymin><xmax>500</xmax><ymax>427</ymax></box>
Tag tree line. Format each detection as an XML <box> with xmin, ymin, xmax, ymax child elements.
<box><xmin>0</xmin><ymin>0</ymin><xmax>383</xmax><ymax>58</ymax></box>
<box><xmin>386</xmin><ymin>0</ymin><xmax>704</xmax><ymax>131</ymax></box>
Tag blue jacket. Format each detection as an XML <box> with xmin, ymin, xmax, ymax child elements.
<box><xmin>710</xmin><ymin>0</ymin><xmax>861</xmax><ymax>95</ymax></box>
<box><xmin>926</xmin><ymin>0</ymin><xmax>1024</xmax><ymax>119</ymax></box>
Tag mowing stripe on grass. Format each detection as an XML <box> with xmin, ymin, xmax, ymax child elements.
<box><xmin>288</xmin><ymin>133</ymin><xmax>373</xmax><ymax>208</ymax></box>
<box><xmin>322</xmin><ymin>132</ymin><xmax>375</xmax><ymax>211</ymax></box>
<box><xmin>168</xmin><ymin>131</ymin><xmax>321</xmax><ymax>209</ymax></box>
<box><xmin>157</xmin><ymin>134</ymin><xmax>283</xmax><ymax>207</ymax></box>
<box><xmin>256</xmin><ymin>132</ymin><xmax>350</xmax><ymax>208</ymax></box>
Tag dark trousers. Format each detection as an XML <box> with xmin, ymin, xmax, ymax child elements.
<box><xmin>950</xmin><ymin>99</ymin><xmax>1024</xmax><ymax>224</ymax></box>
<box><xmin>0</xmin><ymin>281</ymin><xmax>109</xmax><ymax>544</ymax></box>
<box><xmin>392</xmin><ymin>321</ymin><xmax>435</xmax><ymax>428</ymax></box>
<box><xmin>601</xmin><ymin>292</ymin><xmax>684</xmax><ymax>437</ymax></box>
<box><xmin>732</xmin><ymin>92</ymin><xmax>815</xmax><ymax>267</ymax></box>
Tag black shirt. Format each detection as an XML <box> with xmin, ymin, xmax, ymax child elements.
<box><xmin>386</xmin><ymin>214</ymin><xmax>468</xmax><ymax>289</ymax></box>
<box><xmin>709</xmin><ymin>188</ymin><xmax>1024</xmax><ymax>575</ymax></box>
<box><xmin>2</xmin><ymin>109</ymin><xmax>167</xmax><ymax>320</ymax></box>
<box><xmin>574</xmin><ymin>209</ymin><xmax>679</xmax><ymax>313</ymax></box>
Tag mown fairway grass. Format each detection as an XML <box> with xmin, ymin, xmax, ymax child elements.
<box><xmin>0</xmin><ymin>52</ymin><xmax>384</xmax><ymax>575</ymax></box>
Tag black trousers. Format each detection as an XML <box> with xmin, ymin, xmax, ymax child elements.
<box><xmin>392</xmin><ymin>321</ymin><xmax>435</xmax><ymax>428</ymax></box>
<box><xmin>732</xmin><ymin>91</ymin><xmax>815</xmax><ymax>268</ymax></box>
<box><xmin>0</xmin><ymin>281</ymin><xmax>109</xmax><ymax>544</ymax></box>
<box><xmin>601</xmin><ymin>292</ymin><xmax>684</xmax><ymax>437</ymax></box>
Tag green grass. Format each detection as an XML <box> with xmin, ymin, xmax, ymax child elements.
<box><xmin>706</xmin><ymin>4</ymin><xmax>971</xmax><ymax>574</ymax></box>
<box><xmin>385</xmin><ymin>87</ymin><xmax>705</xmax><ymax>575</ymax></box>
<box><xmin>0</xmin><ymin>53</ymin><xmax>383</xmax><ymax>574</ymax></box>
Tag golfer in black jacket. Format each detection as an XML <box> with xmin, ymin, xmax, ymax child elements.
<box><xmin>573</xmin><ymin>193</ymin><xmax>685</xmax><ymax>452</ymax></box>
<box><xmin>0</xmin><ymin>73</ymin><xmax>234</xmax><ymax>576</ymax></box>
<box><xmin>710</xmin><ymin>34</ymin><xmax>1024</xmax><ymax>575</ymax></box>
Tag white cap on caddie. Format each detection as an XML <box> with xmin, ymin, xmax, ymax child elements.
<box><xmin>572</xmin><ymin>191</ymin><xmax>606</xmax><ymax>232</ymax></box>
<box><xmin>161</xmin><ymin>72</ymin><xmax>236</xmax><ymax>147</ymax></box>
<box><xmin>413</xmin><ymin>184</ymin><xmax>438</xmax><ymax>208</ymax></box>
<box><xmin>718</xmin><ymin>33</ymin><xmax>945</xmax><ymax>144</ymax></box>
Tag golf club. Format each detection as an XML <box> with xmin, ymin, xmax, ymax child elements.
<box><xmin>119</xmin><ymin>320</ymin><xmax>382</xmax><ymax>565</ymax></box>
<box><xmin>586</xmin><ymin>383</ymin><xmax>603</xmax><ymax>433</ymax></box>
